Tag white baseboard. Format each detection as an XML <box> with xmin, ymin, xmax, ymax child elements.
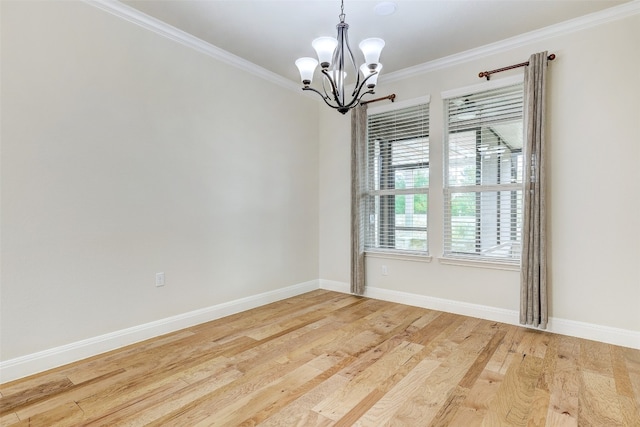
<box><xmin>0</xmin><ymin>280</ymin><xmax>319</xmax><ymax>384</ymax></box>
<box><xmin>3</xmin><ymin>278</ymin><xmax>638</xmax><ymax>383</ymax></box>
<box><xmin>319</xmin><ymin>279</ymin><xmax>640</xmax><ymax>350</ymax></box>
<box><xmin>318</xmin><ymin>279</ymin><xmax>351</xmax><ymax>294</ymax></box>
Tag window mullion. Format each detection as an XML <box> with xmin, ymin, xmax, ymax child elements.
<box><xmin>369</xmin><ymin>188</ymin><xmax>428</xmax><ymax>196</ymax></box>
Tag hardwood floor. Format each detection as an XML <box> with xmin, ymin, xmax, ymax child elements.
<box><xmin>1</xmin><ymin>290</ymin><xmax>639</xmax><ymax>426</ymax></box>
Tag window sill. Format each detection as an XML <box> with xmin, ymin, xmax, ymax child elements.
<box><xmin>438</xmin><ymin>256</ymin><xmax>520</xmax><ymax>271</ymax></box>
<box><xmin>365</xmin><ymin>251</ymin><xmax>432</xmax><ymax>263</ymax></box>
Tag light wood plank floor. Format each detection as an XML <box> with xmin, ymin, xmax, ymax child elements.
<box><xmin>1</xmin><ymin>290</ymin><xmax>639</xmax><ymax>426</ymax></box>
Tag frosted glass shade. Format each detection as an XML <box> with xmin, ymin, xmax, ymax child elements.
<box><xmin>295</xmin><ymin>57</ymin><xmax>318</xmax><ymax>85</ymax></box>
<box><xmin>312</xmin><ymin>37</ymin><xmax>338</xmax><ymax>68</ymax></box>
<box><xmin>359</xmin><ymin>38</ymin><xmax>385</xmax><ymax>65</ymax></box>
<box><xmin>360</xmin><ymin>63</ymin><xmax>383</xmax><ymax>88</ymax></box>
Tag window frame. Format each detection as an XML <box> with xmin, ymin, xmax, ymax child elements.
<box><xmin>364</xmin><ymin>96</ymin><xmax>431</xmax><ymax>258</ymax></box>
<box><xmin>441</xmin><ymin>76</ymin><xmax>525</xmax><ymax>267</ymax></box>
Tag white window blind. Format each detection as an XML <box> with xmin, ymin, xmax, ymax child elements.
<box><xmin>365</xmin><ymin>101</ymin><xmax>429</xmax><ymax>254</ymax></box>
<box><xmin>444</xmin><ymin>83</ymin><xmax>524</xmax><ymax>263</ymax></box>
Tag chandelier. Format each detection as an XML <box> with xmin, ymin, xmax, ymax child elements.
<box><xmin>295</xmin><ymin>0</ymin><xmax>385</xmax><ymax>114</ymax></box>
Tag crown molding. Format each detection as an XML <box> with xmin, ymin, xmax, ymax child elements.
<box><xmin>383</xmin><ymin>0</ymin><xmax>640</xmax><ymax>84</ymax></box>
<box><xmin>83</xmin><ymin>0</ymin><xmax>638</xmax><ymax>97</ymax></box>
<box><xmin>83</xmin><ymin>0</ymin><xmax>302</xmax><ymax>93</ymax></box>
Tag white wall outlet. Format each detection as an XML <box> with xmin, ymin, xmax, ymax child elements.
<box><xmin>155</xmin><ymin>272</ymin><xmax>165</xmax><ymax>287</ymax></box>
<box><xmin>381</xmin><ymin>265</ymin><xmax>389</xmax><ymax>276</ymax></box>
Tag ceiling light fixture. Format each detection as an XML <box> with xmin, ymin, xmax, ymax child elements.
<box><xmin>374</xmin><ymin>2</ymin><xmax>397</xmax><ymax>16</ymax></box>
<box><xmin>295</xmin><ymin>0</ymin><xmax>385</xmax><ymax>114</ymax></box>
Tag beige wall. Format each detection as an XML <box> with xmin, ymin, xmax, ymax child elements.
<box><xmin>319</xmin><ymin>14</ymin><xmax>640</xmax><ymax>332</ymax></box>
<box><xmin>1</xmin><ymin>1</ymin><xmax>319</xmax><ymax>360</ymax></box>
<box><xmin>2</xmin><ymin>1</ymin><xmax>638</xmax><ymax>366</ymax></box>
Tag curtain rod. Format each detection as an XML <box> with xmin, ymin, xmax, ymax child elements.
<box><xmin>478</xmin><ymin>54</ymin><xmax>556</xmax><ymax>80</ymax></box>
<box><xmin>361</xmin><ymin>93</ymin><xmax>396</xmax><ymax>105</ymax></box>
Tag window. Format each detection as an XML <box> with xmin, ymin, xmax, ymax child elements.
<box><xmin>443</xmin><ymin>83</ymin><xmax>524</xmax><ymax>263</ymax></box>
<box><xmin>364</xmin><ymin>99</ymin><xmax>429</xmax><ymax>255</ymax></box>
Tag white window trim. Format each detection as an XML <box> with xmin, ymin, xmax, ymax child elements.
<box><xmin>367</xmin><ymin>95</ymin><xmax>431</xmax><ymax>115</ymax></box>
<box><xmin>366</xmin><ymin>251</ymin><xmax>433</xmax><ymax>263</ymax></box>
<box><xmin>441</xmin><ymin>79</ymin><xmax>525</xmax><ymax>265</ymax></box>
<box><xmin>438</xmin><ymin>256</ymin><xmax>520</xmax><ymax>271</ymax></box>
<box><xmin>441</xmin><ymin>75</ymin><xmax>523</xmax><ymax>100</ymax></box>
<box><xmin>364</xmin><ymin>95</ymin><xmax>431</xmax><ymax>258</ymax></box>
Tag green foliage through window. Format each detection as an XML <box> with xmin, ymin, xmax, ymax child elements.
<box><xmin>451</xmin><ymin>193</ymin><xmax>475</xmax><ymax>216</ymax></box>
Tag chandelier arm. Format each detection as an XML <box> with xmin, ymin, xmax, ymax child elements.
<box><xmin>340</xmin><ymin>72</ymin><xmax>378</xmax><ymax>110</ymax></box>
<box><xmin>320</xmin><ymin>68</ymin><xmax>342</xmax><ymax>105</ymax></box>
<box><xmin>341</xmin><ymin>31</ymin><xmax>362</xmax><ymax>97</ymax></box>
<box><xmin>355</xmin><ymin>88</ymin><xmax>376</xmax><ymax>105</ymax></box>
<box><xmin>341</xmin><ymin>87</ymin><xmax>375</xmax><ymax>111</ymax></box>
<box><xmin>315</xmin><ymin>69</ymin><xmax>378</xmax><ymax>111</ymax></box>
<box><xmin>302</xmin><ymin>87</ymin><xmax>343</xmax><ymax>110</ymax></box>
<box><xmin>332</xmin><ymin>25</ymin><xmax>347</xmax><ymax>105</ymax></box>
<box><xmin>320</xmin><ymin>77</ymin><xmax>334</xmax><ymax>101</ymax></box>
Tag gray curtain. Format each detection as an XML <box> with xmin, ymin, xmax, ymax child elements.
<box><xmin>351</xmin><ymin>104</ymin><xmax>367</xmax><ymax>295</ymax></box>
<box><xmin>520</xmin><ymin>51</ymin><xmax>549</xmax><ymax>328</ymax></box>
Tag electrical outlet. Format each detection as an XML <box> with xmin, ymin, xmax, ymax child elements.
<box><xmin>381</xmin><ymin>265</ymin><xmax>389</xmax><ymax>276</ymax></box>
<box><xmin>155</xmin><ymin>272</ymin><xmax>165</xmax><ymax>287</ymax></box>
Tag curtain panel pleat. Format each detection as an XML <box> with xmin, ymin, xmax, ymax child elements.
<box><xmin>351</xmin><ymin>105</ymin><xmax>367</xmax><ymax>295</ymax></box>
<box><xmin>520</xmin><ymin>51</ymin><xmax>549</xmax><ymax>328</ymax></box>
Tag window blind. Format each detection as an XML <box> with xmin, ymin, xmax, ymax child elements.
<box><xmin>444</xmin><ymin>83</ymin><xmax>524</xmax><ymax>262</ymax></box>
<box><xmin>365</xmin><ymin>102</ymin><xmax>429</xmax><ymax>254</ymax></box>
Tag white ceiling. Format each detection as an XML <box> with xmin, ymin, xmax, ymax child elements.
<box><xmin>120</xmin><ymin>0</ymin><xmax>629</xmax><ymax>84</ymax></box>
